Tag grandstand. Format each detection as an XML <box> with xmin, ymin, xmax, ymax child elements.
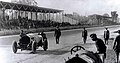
<box><xmin>0</xmin><ymin>1</ymin><xmax>64</xmax><ymax>29</ymax></box>
<box><xmin>0</xmin><ymin>1</ymin><xmax>118</xmax><ymax>30</ymax></box>
<box><xmin>0</xmin><ymin>1</ymin><xmax>84</xmax><ymax>30</ymax></box>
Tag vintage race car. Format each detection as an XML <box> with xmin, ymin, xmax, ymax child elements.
<box><xmin>12</xmin><ymin>33</ymin><xmax>48</xmax><ymax>53</ymax></box>
<box><xmin>65</xmin><ymin>45</ymin><xmax>103</xmax><ymax>63</ymax></box>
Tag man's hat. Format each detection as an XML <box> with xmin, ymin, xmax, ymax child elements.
<box><xmin>90</xmin><ymin>33</ymin><xmax>97</xmax><ymax>38</ymax></box>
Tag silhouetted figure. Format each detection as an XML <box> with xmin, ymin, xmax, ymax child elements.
<box><xmin>40</xmin><ymin>32</ymin><xmax>48</xmax><ymax>50</ymax></box>
<box><xmin>104</xmin><ymin>28</ymin><xmax>110</xmax><ymax>45</ymax></box>
<box><xmin>113</xmin><ymin>30</ymin><xmax>120</xmax><ymax>63</ymax></box>
<box><xmin>54</xmin><ymin>26</ymin><xmax>61</xmax><ymax>44</ymax></box>
<box><xmin>90</xmin><ymin>33</ymin><xmax>107</xmax><ymax>63</ymax></box>
<box><xmin>82</xmin><ymin>27</ymin><xmax>88</xmax><ymax>44</ymax></box>
<box><xmin>19</xmin><ymin>30</ymin><xmax>30</xmax><ymax>49</ymax></box>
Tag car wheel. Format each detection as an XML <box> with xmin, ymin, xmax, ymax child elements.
<box><xmin>12</xmin><ymin>41</ymin><xmax>18</xmax><ymax>53</ymax></box>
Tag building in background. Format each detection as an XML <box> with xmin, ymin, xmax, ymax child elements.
<box><xmin>88</xmin><ymin>11</ymin><xmax>119</xmax><ymax>25</ymax></box>
<box><xmin>111</xmin><ymin>11</ymin><xmax>119</xmax><ymax>23</ymax></box>
<box><xmin>10</xmin><ymin>0</ymin><xmax>37</xmax><ymax>20</ymax></box>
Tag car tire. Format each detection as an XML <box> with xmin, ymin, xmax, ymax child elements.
<box><xmin>12</xmin><ymin>41</ymin><xmax>18</xmax><ymax>53</ymax></box>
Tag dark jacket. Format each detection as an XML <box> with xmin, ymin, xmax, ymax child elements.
<box><xmin>54</xmin><ymin>28</ymin><xmax>61</xmax><ymax>37</ymax></box>
<box><xmin>95</xmin><ymin>38</ymin><xmax>106</xmax><ymax>53</ymax></box>
<box><xmin>82</xmin><ymin>30</ymin><xmax>88</xmax><ymax>37</ymax></box>
<box><xmin>114</xmin><ymin>35</ymin><xmax>120</xmax><ymax>51</ymax></box>
<box><xmin>104</xmin><ymin>30</ymin><xmax>110</xmax><ymax>39</ymax></box>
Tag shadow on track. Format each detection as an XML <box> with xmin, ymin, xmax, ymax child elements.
<box><xmin>15</xmin><ymin>49</ymin><xmax>69</xmax><ymax>55</ymax></box>
<box><xmin>35</xmin><ymin>49</ymin><xmax>69</xmax><ymax>55</ymax></box>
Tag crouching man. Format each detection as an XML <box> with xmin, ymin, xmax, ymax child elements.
<box><xmin>90</xmin><ymin>33</ymin><xmax>107</xmax><ymax>63</ymax></box>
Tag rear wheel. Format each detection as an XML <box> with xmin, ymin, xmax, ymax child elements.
<box><xmin>12</xmin><ymin>41</ymin><xmax>18</xmax><ymax>53</ymax></box>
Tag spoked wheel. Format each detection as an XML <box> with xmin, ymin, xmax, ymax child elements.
<box><xmin>12</xmin><ymin>41</ymin><xmax>18</xmax><ymax>53</ymax></box>
<box><xmin>32</xmin><ymin>41</ymin><xmax>37</xmax><ymax>53</ymax></box>
<box><xmin>71</xmin><ymin>45</ymin><xmax>85</xmax><ymax>54</ymax></box>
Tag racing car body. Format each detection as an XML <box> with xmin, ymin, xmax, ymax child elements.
<box><xmin>65</xmin><ymin>45</ymin><xmax>103</xmax><ymax>63</ymax></box>
<box><xmin>12</xmin><ymin>33</ymin><xmax>48</xmax><ymax>53</ymax></box>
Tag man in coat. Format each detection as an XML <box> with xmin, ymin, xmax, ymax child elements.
<box><xmin>104</xmin><ymin>28</ymin><xmax>110</xmax><ymax>45</ymax></box>
<box><xmin>54</xmin><ymin>26</ymin><xmax>61</xmax><ymax>44</ymax></box>
<box><xmin>82</xmin><ymin>27</ymin><xmax>88</xmax><ymax>44</ymax></box>
<box><xmin>90</xmin><ymin>33</ymin><xmax>107</xmax><ymax>63</ymax></box>
<box><xmin>113</xmin><ymin>30</ymin><xmax>120</xmax><ymax>63</ymax></box>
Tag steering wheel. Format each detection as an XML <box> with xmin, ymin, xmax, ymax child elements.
<box><xmin>70</xmin><ymin>45</ymin><xmax>85</xmax><ymax>54</ymax></box>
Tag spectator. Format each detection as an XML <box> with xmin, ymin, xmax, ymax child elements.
<box><xmin>54</xmin><ymin>26</ymin><xmax>61</xmax><ymax>44</ymax></box>
<box><xmin>104</xmin><ymin>28</ymin><xmax>110</xmax><ymax>45</ymax></box>
<box><xmin>113</xmin><ymin>30</ymin><xmax>120</xmax><ymax>63</ymax></box>
<box><xmin>90</xmin><ymin>33</ymin><xmax>107</xmax><ymax>63</ymax></box>
<box><xmin>82</xmin><ymin>27</ymin><xmax>88</xmax><ymax>44</ymax></box>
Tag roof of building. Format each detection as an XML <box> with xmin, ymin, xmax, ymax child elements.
<box><xmin>88</xmin><ymin>14</ymin><xmax>112</xmax><ymax>18</ymax></box>
<box><xmin>0</xmin><ymin>1</ymin><xmax>63</xmax><ymax>13</ymax></box>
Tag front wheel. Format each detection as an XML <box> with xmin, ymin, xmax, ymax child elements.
<box><xmin>12</xmin><ymin>41</ymin><xmax>18</xmax><ymax>53</ymax></box>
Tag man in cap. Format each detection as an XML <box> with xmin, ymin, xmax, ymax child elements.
<box><xmin>113</xmin><ymin>30</ymin><xmax>120</xmax><ymax>63</ymax></box>
<box><xmin>54</xmin><ymin>26</ymin><xmax>61</xmax><ymax>44</ymax></box>
<box><xmin>104</xmin><ymin>28</ymin><xmax>110</xmax><ymax>45</ymax></box>
<box><xmin>90</xmin><ymin>33</ymin><xmax>107</xmax><ymax>63</ymax></box>
<box><xmin>82</xmin><ymin>27</ymin><xmax>88</xmax><ymax>44</ymax></box>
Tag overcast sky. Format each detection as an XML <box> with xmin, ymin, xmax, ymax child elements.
<box><xmin>1</xmin><ymin>0</ymin><xmax>120</xmax><ymax>17</ymax></box>
<box><xmin>36</xmin><ymin>0</ymin><xmax>120</xmax><ymax>17</ymax></box>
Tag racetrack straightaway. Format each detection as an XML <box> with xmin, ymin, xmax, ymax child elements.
<box><xmin>0</xmin><ymin>25</ymin><xmax>120</xmax><ymax>63</ymax></box>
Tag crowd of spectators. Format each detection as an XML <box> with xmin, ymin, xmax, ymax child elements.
<box><xmin>0</xmin><ymin>17</ymin><xmax>72</xmax><ymax>30</ymax></box>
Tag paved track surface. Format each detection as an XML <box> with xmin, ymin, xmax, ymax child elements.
<box><xmin>0</xmin><ymin>25</ymin><xmax>120</xmax><ymax>63</ymax></box>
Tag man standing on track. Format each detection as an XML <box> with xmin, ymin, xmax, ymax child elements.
<box><xmin>54</xmin><ymin>26</ymin><xmax>61</xmax><ymax>44</ymax></box>
<box><xmin>104</xmin><ymin>28</ymin><xmax>110</xmax><ymax>45</ymax></box>
<box><xmin>82</xmin><ymin>27</ymin><xmax>88</xmax><ymax>44</ymax></box>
